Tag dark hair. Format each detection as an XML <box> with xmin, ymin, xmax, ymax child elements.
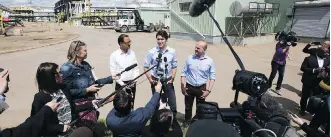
<box><xmin>118</xmin><ymin>34</ymin><xmax>129</xmax><ymax>45</ymax></box>
<box><xmin>150</xmin><ymin>109</ymin><xmax>173</xmax><ymax>136</ymax></box>
<box><xmin>113</xmin><ymin>91</ymin><xmax>132</xmax><ymax>115</ymax></box>
<box><xmin>156</xmin><ymin>30</ymin><xmax>169</xmax><ymax>40</ymax></box>
<box><xmin>36</xmin><ymin>62</ymin><xmax>60</xmax><ymax>94</ymax></box>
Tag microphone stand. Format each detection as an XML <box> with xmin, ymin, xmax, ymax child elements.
<box><xmin>204</xmin><ymin>4</ymin><xmax>245</xmax><ymax>107</ymax></box>
<box><xmin>68</xmin><ymin>62</ymin><xmax>161</xmax><ymax>127</ymax></box>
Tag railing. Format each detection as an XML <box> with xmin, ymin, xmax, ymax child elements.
<box><xmin>169</xmin><ymin>7</ymin><xmax>205</xmax><ymax>39</ymax></box>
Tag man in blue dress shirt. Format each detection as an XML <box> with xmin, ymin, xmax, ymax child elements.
<box><xmin>181</xmin><ymin>40</ymin><xmax>216</xmax><ymax>127</ymax></box>
<box><xmin>144</xmin><ymin>30</ymin><xmax>178</xmax><ymax>116</ymax></box>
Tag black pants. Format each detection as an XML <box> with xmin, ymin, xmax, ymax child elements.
<box><xmin>151</xmin><ymin>78</ymin><xmax>177</xmax><ymax>117</ymax></box>
<box><xmin>268</xmin><ymin>61</ymin><xmax>286</xmax><ymax>90</ymax></box>
<box><xmin>115</xmin><ymin>81</ymin><xmax>136</xmax><ymax>107</ymax></box>
<box><xmin>309</xmin><ymin>100</ymin><xmax>330</xmax><ymax>135</ymax></box>
<box><xmin>300</xmin><ymin>84</ymin><xmax>313</xmax><ymax>112</ymax></box>
<box><xmin>185</xmin><ymin>83</ymin><xmax>206</xmax><ymax>122</ymax></box>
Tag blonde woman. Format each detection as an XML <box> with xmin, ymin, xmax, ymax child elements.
<box><xmin>60</xmin><ymin>40</ymin><xmax>118</xmax><ymax>130</ymax></box>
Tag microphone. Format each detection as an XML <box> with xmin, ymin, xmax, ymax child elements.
<box><xmin>164</xmin><ymin>57</ymin><xmax>167</xmax><ymax>62</ymax></box>
<box><xmin>189</xmin><ymin>0</ymin><xmax>216</xmax><ymax>17</ymax></box>
<box><xmin>116</xmin><ymin>63</ymin><xmax>138</xmax><ymax>76</ymax></box>
<box><xmin>155</xmin><ymin>53</ymin><xmax>162</xmax><ymax>77</ymax></box>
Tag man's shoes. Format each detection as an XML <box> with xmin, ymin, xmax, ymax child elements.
<box><xmin>275</xmin><ymin>89</ymin><xmax>282</xmax><ymax>95</ymax></box>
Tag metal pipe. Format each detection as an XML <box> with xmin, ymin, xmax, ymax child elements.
<box><xmin>169</xmin><ymin>7</ymin><xmax>206</xmax><ymax>39</ymax></box>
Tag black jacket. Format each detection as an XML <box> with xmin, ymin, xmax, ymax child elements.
<box><xmin>301</xmin><ymin>55</ymin><xmax>330</xmax><ymax>87</ymax></box>
<box><xmin>1</xmin><ymin>106</ymin><xmax>54</xmax><ymax>137</ymax></box>
<box><xmin>30</xmin><ymin>87</ymin><xmax>94</xmax><ymax>136</ymax></box>
<box><xmin>301</xmin><ymin>123</ymin><xmax>329</xmax><ymax>137</ymax></box>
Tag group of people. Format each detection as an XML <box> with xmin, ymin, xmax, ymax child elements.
<box><xmin>0</xmin><ymin>30</ymin><xmax>217</xmax><ymax>137</ymax></box>
<box><xmin>268</xmin><ymin>39</ymin><xmax>330</xmax><ymax>136</ymax></box>
<box><xmin>0</xmin><ymin>28</ymin><xmax>329</xmax><ymax>137</ymax></box>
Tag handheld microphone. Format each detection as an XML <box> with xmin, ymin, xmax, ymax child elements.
<box><xmin>116</xmin><ymin>63</ymin><xmax>138</xmax><ymax>76</ymax></box>
<box><xmin>164</xmin><ymin>57</ymin><xmax>167</xmax><ymax>62</ymax></box>
<box><xmin>189</xmin><ymin>0</ymin><xmax>216</xmax><ymax>17</ymax></box>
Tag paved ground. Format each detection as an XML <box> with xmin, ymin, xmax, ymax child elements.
<box><xmin>0</xmin><ymin>26</ymin><xmax>311</xmax><ymax>131</ymax></box>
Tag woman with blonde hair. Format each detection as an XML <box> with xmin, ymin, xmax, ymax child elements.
<box><xmin>60</xmin><ymin>40</ymin><xmax>118</xmax><ymax>130</ymax></box>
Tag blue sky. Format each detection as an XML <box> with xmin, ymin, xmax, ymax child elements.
<box><xmin>0</xmin><ymin>0</ymin><xmax>166</xmax><ymax>7</ymax></box>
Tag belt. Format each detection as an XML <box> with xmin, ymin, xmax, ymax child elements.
<box><xmin>186</xmin><ymin>83</ymin><xmax>206</xmax><ymax>89</ymax></box>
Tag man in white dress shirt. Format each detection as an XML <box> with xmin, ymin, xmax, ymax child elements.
<box><xmin>110</xmin><ymin>34</ymin><xmax>139</xmax><ymax>106</ymax></box>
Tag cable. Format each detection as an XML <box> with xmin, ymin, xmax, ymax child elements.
<box><xmin>252</xmin><ymin>128</ymin><xmax>277</xmax><ymax>137</ymax></box>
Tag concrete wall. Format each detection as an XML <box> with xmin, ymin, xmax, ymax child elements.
<box><xmin>170</xmin><ymin>0</ymin><xmax>215</xmax><ymax>35</ymax></box>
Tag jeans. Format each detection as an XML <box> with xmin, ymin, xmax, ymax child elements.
<box><xmin>268</xmin><ymin>61</ymin><xmax>286</xmax><ymax>90</ymax></box>
<box><xmin>151</xmin><ymin>81</ymin><xmax>177</xmax><ymax>117</ymax></box>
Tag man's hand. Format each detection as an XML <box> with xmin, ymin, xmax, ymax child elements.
<box><xmin>290</xmin><ymin>114</ymin><xmax>304</xmax><ymax>126</ymax></box>
<box><xmin>155</xmin><ymin>82</ymin><xmax>162</xmax><ymax>93</ymax></box>
<box><xmin>0</xmin><ymin>69</ymin><xmax>9</xmax><ymax>95</ymax></box>
<box><xmin>200</xmin><ymin>90</ymin><xmax>210</xmax><ymax>99</ymax></box>
<box><xmin>314</xmin><ymin>67</ymin><xmax>323</xmax><ymax>74</ymax></box>
<box><xmin>167</xmin><ymin>77</ymin><xmax>174</xmax><ymax>84</ymax></box>
<box><xmin>86</xmin><ymin>84</ymin><xmax>101</xmax><ymax>93</ymax></box>
<box><xmin>45</xmin><ymin>100</ymin><xmax>59</xmax><ymax>112</ymax></box>
<box><xmin>181</xmin><ymin>85</ymin><xmax>188</xmax><ymax>96</ymax></box>
<box><xmin>112</xmin><ymin>75</ymin><xmax>121</xmax><ymax>80</ymax></box>
<box><xmin>63</xmin><ymin>125</ymin><xmax>71</xmax><ymax>132</ymax></box>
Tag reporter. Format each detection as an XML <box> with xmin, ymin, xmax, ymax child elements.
<box><xmin>31</xmin><ymin>62</ymin><xmax>99</xmax><ymax>136</ymax></box>
<box><xmin>106</xmin><ymin>82</ymin><xmax>162</xmax><ymax>137</ymax></box>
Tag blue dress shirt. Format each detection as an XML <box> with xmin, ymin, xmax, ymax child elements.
<box><xmin>181</xmin><ymin>54</ymin><xmax>216</xmax><ymax>87</ymax></box>
<box><xmin>144</xmin><ymin>46</ymin><xmax>177</xmax><ymax>79</ymax></box>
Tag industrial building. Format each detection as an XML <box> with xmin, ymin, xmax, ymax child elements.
<box><xmin>9</xmin><ymin>6</ymin><xmax>56</xmax><ymax>22</ymax></box>
<box><xmin>169</xmin><ymin>0</ymin><xmax>330</xmax><ymax>45</ymax></box>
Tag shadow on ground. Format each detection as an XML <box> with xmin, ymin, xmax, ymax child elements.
<box><xmin>281</xmin><ymin>84</ymin><xmax>301</xmax><ymax>96</ymax></box>
<box><xmin>273</xmin><ymin>96</ymin><xmax>312</xmax><ymax>121</ymax></box>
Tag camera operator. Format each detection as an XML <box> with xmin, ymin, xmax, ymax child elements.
<box><xmin>300</xmin><ymin>48</ymin><xmax>330</xmax><ymax>115</ymax></box>
<box><xmin>144</xmin><ymin>30</ymin><xmax>177</xmax><ymax>116</ymax></box>
<box><xmin>303</xmin><ymin>40</ymin><xmax>330</xmax><ymax>56</ymax></box>
<box><xmin>106</xmin><ymin>82</ymin><xmax>162</xmax><ymax>137</ymax></box>
<box><xmin>268</xmin><ymin>41</ymin><xmax>291</xmax><ymax>95</ymax></box>
<box><xmin>181</xmin><ymin>40</ymin><xmax>216</xmax><ymax>127</ymax></box>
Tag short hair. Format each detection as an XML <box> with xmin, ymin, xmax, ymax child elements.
<box><xmin>36</xmin><ymin>62</ymin><xmax>60</xmax><ymax>94</ymax></box>
<box><xmin>198</xmin><ymin>40</ymin><xmax>208</xmax><ymax>50</ymax></box>
<box><xmin>118</xmin><ymin>34</ymin><xmax>129</xmax><ymax>45</ymax></box>
<box><xmin>67</xmin><ymin>40</ymin><xmax>86</xmax><ymax>63</ymax></box>
<box><xmin>150</xmin><ymin>109</ymin><xmax>173</xmax><ymax>136</ymax></box>
<box><xmin>113</xmin><ymin>91</ymin><xmax>132</xmax><ymax>115</ymax></box>
<box><xmin>156</xmin><ymin>30</ymin><xmax>169</xmax><ymax>40</ymax></box>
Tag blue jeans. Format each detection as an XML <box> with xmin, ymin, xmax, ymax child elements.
<box><xmin>151</xmin><ymin>82</ymin><xmax>177</xmax><ymax>116</ymax></box>
<box><xmin>268</xmin><ymin>61</ymin><xmax>286</xmax><ymax>90</ymax></box>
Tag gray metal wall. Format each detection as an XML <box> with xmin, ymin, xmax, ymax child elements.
<box><xmin>139</xmin><ymin>8</ymin><xmax>170</xmax><ymax>25</ymax></box>
<box><xmin>170</xmin><ymin>0</ymin><xmax>215</xmax><ymax>36</ymax></box>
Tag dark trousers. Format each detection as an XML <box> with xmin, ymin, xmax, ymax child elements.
<box><xmin>300</xmin><ymin>84</ymin><xmax>313</xmax><ymax>112</ymax></box>
<box><xmin>268</xmin><ymin>61</ymin><xmax>286</xmax><ymax>90</ymax></box>
<box><xmin>115</xmin><ymin>81</ymin><xmax>136</xmax><ymax>107</ymax></box>
<box><xmin>184</xmin><ymin>83</ymin><xmax>206</xmax><ymax>122</ymax></box>
<box><xmin>310</xmin><ymin>101</ymin><xmax>330</xmax><ymax>135</ymax></box>
<box><xmin>151</xmin><ymin>78</ymin><xmax>177</xmax><ymax>117</ymax></box>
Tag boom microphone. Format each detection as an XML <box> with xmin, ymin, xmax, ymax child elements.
<box><xmin>189</xmin><ymin>0</ymin><xmax>216</xmax><ymax>17</ymax></box>
<box><xmin>116</xmin><ymin>63</ymin><xmax>138</xmax><ymax>76</ymax></box>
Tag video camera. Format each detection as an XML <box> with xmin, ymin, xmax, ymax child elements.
<box><xmin>190</xmin><ymin>70</ymin><xmax>298</xmax><ymax>137</ymax></box>
<box><xmin>275</xmin><ymin>31</ymin><xmax>298</xmax><ymax>47</ymax></box>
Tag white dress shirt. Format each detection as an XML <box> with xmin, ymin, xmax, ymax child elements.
<box><xmin>317</xmin><ymin>56</ymin><xmax>324</xmax><ymax>68</ymax></box>
<box><xmin>110</xmin><ymin>49</ymin><xmax>139</xmax><ymax>86</ymax></box>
